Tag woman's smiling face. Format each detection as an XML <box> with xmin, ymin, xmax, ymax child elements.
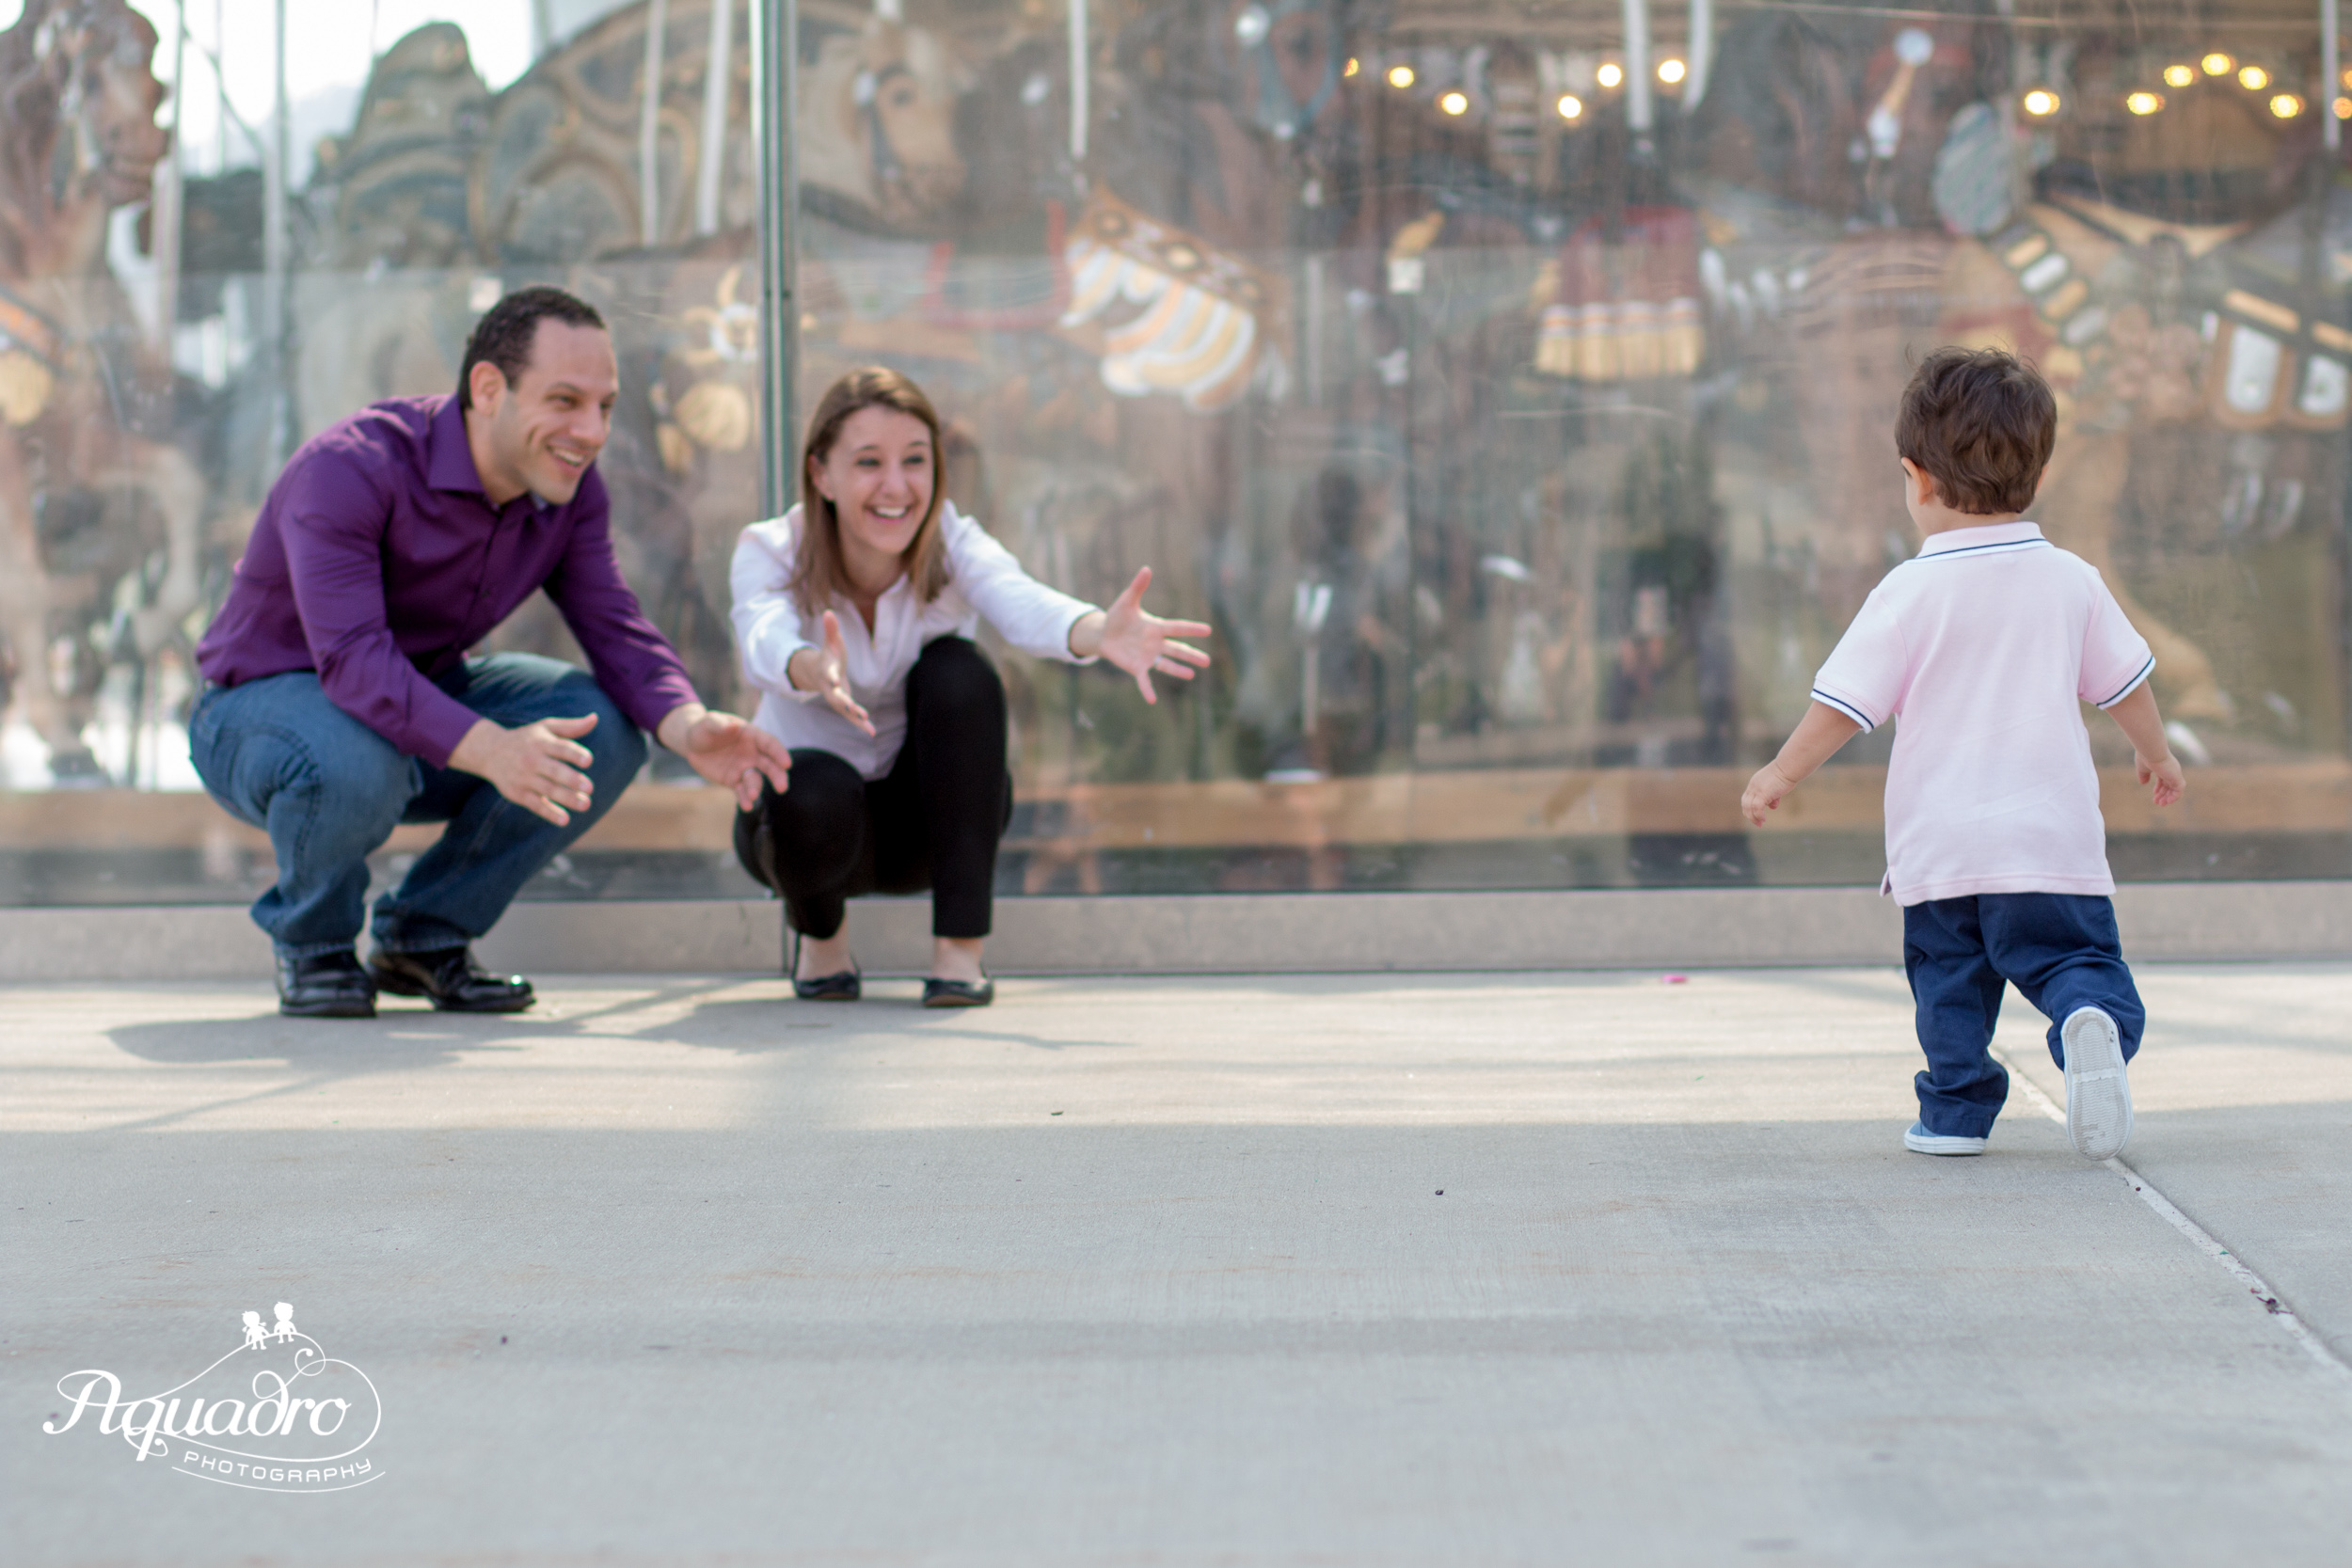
<box><xmin>810</xmin><ymin>405</ymin><xmax>935</xmax><ymax>581</ymax></box>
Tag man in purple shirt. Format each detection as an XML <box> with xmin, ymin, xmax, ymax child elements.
<box><xmin>192</xmin><ymin>287</ymin><xmax>789</xmax><ymax>1017</ymax></box>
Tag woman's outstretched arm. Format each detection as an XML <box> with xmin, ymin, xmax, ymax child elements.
<box><xmin>946</xmin><ymin>505</ymin><xmax>1212</xmax><ymax>700</ymax></box>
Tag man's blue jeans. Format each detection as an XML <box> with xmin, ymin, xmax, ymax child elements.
<box><xmin>1903</xmin><ymin>893</ymin><xmax>2145</xmax><ymax>1138</ymax></box>
<box><xmin>189</xmin><ymin>654</ymin><xmax>646</xmax><ymax>958</ymax></box>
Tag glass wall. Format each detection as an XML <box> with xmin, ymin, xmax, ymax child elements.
<box><xmin>2</xmin><ymin>0</ymin><xmax>2346</xmax><ymax>908</ymax></box>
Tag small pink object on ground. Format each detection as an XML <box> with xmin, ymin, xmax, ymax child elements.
<box><xmin>1661</xmin><ymin>974</ymin><xmax>1690</xmax><ymax>985</ymax></box>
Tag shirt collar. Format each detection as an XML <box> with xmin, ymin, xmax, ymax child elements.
<box><xmin>1917</xmin><ymin>520</ymin><xmax>2044</xmax><ymax>556</ymax></box>
<box><xmin>425</xmin><ymin>394</ymin><xmax>487</xmax><ymax>496</ymax></box>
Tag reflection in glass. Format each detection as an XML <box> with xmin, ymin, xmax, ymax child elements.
<box><xmin>1</xmin><ymin>0</ymin><xmax>2346</xmax><ymax>908</ymax></box>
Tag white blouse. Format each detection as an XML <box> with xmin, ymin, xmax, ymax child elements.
<box><xmin>730</xmin><ymin>501</ymin><xmax>1099</xmax><ymax>779</ymax></box>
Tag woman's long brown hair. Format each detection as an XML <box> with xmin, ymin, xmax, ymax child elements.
<box><xmin>789</xmin><ymin>367</ymin><xmax>951</xmax><ymax>618</ymax></box>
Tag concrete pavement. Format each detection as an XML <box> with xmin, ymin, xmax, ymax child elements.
<box><xmin>5</xmin><ymin>964</ymin><xmax>2349</xmax><ymax>1565</ymax></box>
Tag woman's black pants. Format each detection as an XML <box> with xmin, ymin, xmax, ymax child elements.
<box><xmin>733</xmin><ymin>637</ymin><xmax>1010</xmax><ymax>941</ymax></box>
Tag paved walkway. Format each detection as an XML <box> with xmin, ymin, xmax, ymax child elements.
<box><xmin>6</xmin><ymin>964</ymin><xmax>2349</xmax><ymax>1566</ymax></box>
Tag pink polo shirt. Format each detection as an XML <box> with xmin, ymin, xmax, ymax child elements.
<box><xmin>1811</xmin><ymin>522</ymin><xmax>2153</xmax><ymax>906</ymax></box>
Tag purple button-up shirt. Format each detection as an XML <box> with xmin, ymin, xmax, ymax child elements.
<box><xmin>196</xmin><ymin>395</ymin><xmax>699</xmax><ymax>768</ymax></box>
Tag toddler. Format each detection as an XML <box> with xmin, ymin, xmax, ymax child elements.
<box><xmin>1741</xmin><ymin>346</ymin><xmax>2185</xmax><ymax>1161</ymax></box>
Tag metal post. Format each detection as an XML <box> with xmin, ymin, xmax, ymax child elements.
<box><xmin>640</xmin><ymin>0</ymin><xmax>670</xmax><ymax>245</ymax></box>
<box><xmin>151</xmin><ymin>1</ymin><xmax>187</xmax><ymax>350</ymax></box>
<box><xmin>1069</xmin><ymin>0</ymin><xmax>1089</xmax><ymax>162</ymax></box>
<box><xmin>696</xmin><ymin>0</ymin><xmax>735</xmax><ymax>234</ymax></box>
<box><xmin>2325</xmin><ymin>0</ymin><xmax>2341</xmax><ymax>153</ymax></box>
<box><xmin>212</xmin><ymin>0</ymin><xmax>225</xmax><ymax>173</ymax></box>
<box><xmin>1622</xmin><ymin>0</ymin><xmax>1652</xmax><ymax>134</ymax></box>
<box><xmin>758</xmin><ymin>0</ymin><xmax>800</xmax><ymax>518</ymax></box>
<box><xmin>1685</xmin><ymin>0</ymin><xmax>1713</xmax><ymax>110</ymax></box>
<box><xmin>262</xmin><ymin>0</ymin><xmax>289</xmax><ymax>466</ymax></box>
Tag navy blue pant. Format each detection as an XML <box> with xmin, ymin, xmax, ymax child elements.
<box><xmin>190</xmin><ymin>654</ymin><xmax>646</xmax><ymax>958</ymax></box>
<box><xmin>1903</xmin><ymin>893</ymin><xmax>2145</xmax><ymax>1138</ymax></box>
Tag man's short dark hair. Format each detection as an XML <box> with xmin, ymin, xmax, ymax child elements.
<box><xmin>457</xmin><ymin>286</ymin><xmax>607</xmax><ymax>410</ymax></box>
<box><xmin>1895</xmin><ymin>346</ymin><xmax>2057</xmax><ymax>515</ymax></box>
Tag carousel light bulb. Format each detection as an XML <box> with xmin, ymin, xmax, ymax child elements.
<box><xmin>1597</xmin><ymin>61</ymin><xmax>1624</xmax><ymax>88</ymax></box>
<box><xmin>2201</xmin><ymin>53</ymin><xmax>2233</xmax><ymax>76</ymax></box>
<box><xmin>1557</xmin><ymin>93</ymin><xmax>1583</xmax><ymax>119</ymax></box>
<box><xmin>2022</xmin><ymin>88</ymin><xmax>2060</xmax><ymax>117</ymax></box>
<box><xmin>2126</xmin><ymin>91</ymin><xmax>2164</xmax><ymax>116</ymax></box>
<box><xmin>1658</xmin><ymin>58</ymin><xmax>1686</xmax><ymax>86</ymax></box>
<box><xmin>1438</xmin><ymin>90</ymin><xmax>1470</xmax><ymax>116</ymax></box>
<box><xmin>1344</xmin><ymin>57</ymin><xmax>1359</xmax><ymax>78</ymax></box>
<box><xmin>2238</xmin><ymin>64</ymin><xmax>2269</xmax><ymax>90</ymax></box>
<box><xmin>2269</xmin><ymin>92</ymin><xmax>2302</xmax><ymax>119</ymax></box>
<box><xmin>1388</xmin><ymin>64</ymin><xmax>1416</xmax><ymax>89</ymax></box>
<box><xmin>2337</xmin><ymin>95</ymin><xmax>2352</xmax><ymax>120</ymax></box>
<box><xmin>2163</xmin><ymin>64</ymin><xmax>2195</xmax><ymax>88</ymax></box>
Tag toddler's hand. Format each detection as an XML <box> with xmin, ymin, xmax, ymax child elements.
<box><xmin>1740</xmin><ymin>762</ymin><xmax>1794</xmax><ymax>827</ymax></box>
<box><xmin>2137</xmin><ymin>750</ymin><xmax>2186</xmax><ymax>808</ymax></box>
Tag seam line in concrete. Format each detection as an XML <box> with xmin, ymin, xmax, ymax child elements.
<box><xmin>1994</xmin><ymin>1044</ymin><xmax>2352</xmax><ymax>1383</ymax></box>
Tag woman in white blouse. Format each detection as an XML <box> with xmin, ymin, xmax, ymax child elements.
<box><xmin>730</xmin><ymin>367</ymin><xmax>1211</xmax><ymax>1006</ymax></box>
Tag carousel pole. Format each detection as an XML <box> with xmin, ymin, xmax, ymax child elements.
<box><xmin>641</xmin><ymin>0</ymin><xmax>670</xmax><ymax>245</ymax></box>
<box><xmin>1684</xmin><ymin>0</ymin><xmax>1713</xmax><ymax>110</ymax></box>
<box><xmin>696</xmin><ymin>0</ymin><xmax>736</xmax><ymax>235</ymax></box>
<box><xmin>151</xmin><ymin>2</ymin><xmax>187</xmax><ymax>351</ymax></box>
<box><xmin>1622</xmin><ymin>0</ymin><xmax>1653</xmax><ymax>143</ymax></box>
<box><xmin>2324</xmin><ymin>0</ymin><xmax>2340</xmax><ymax>154</ymax></box>
<box><xmin>213</xmin><ymin>0</ymin><xmax>225</xmax><ymax>175</ymax></box>
<box><xmin>1069</xmin><ymin>0</ymin><xmax>1089</xmax><ymax>162</ymax></box>
<box><xmin>262</xmin><ymin>0</ymin><xmax>289</xmax><ymax>467</ymax></box>
<box><xmin>757</xmin><ymin>0</ymin><xmax>800</xmax><ymax>518</ymax></box>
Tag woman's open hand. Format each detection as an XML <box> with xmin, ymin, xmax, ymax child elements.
<box><xmin>787</xmin><ymin>610</ymin><xmax>878</xmax><ymax>736</ymax></box>
<box><xmin>1073</xmin><ymin>567</ymin><xmax>1214</xmax><ymax>704</ymax></box>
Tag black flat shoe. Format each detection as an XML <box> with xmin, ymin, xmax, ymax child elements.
<box><xmin>791</xmin><ymin>932</ymin><xmax>860</xmax><ymax>1001</ymax></box>
<box><xmin>369</xmin><ymin>946</ymin><xmax>535</xmax><ymax>1013</ymax></box>
<box><xmin>277</xmin><ymin>949</ymin><xmax>376</xmax><ymax>1019</ymax></box>
<box><xmin>795</xmin><ymin>968</ymin><xmax>861</xmax><ymax>1001</ymax></box>
<box><xmin>921</xmin><ymin>976</ymin><xmax>994</xmax><ymax>1008</ymax></box>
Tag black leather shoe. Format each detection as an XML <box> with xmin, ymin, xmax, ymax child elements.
<box><xmin>369</xmin><ymin>947</ymin><xmax>535</xmax><ymax>1013</ymax></box>
<box><xmin>795</xmin><ymin>967</ymin><xmax>862</xmax><ymax>1001</ymax></box>
<box><xmin>790</xmin><ymin>933</ymin><xmax>860</xmax><ymax>1001</ymax></box>
<box><xmin>277</xmin><ymin>949</ymin><xmax>377</xmax><ymax>1019</ymax></box>
<box><xmin>921</xmin><ymin>976</ymin><xmax>994</xmax><ymax>1008</ymax></box>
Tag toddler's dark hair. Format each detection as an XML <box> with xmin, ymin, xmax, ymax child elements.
<box><xmin>1895</xmin><ymin>346</ymin><xmax>2056</xmax><ymax>515</ymax></box>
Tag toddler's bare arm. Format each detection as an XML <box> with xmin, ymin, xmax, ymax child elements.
<box><xmin>2103</xmin><ymin>685</ymin><xmax>2186</xmax><ymax>806</ymax></box>
<box><xmin>1741</xmin><ymin>703</ymin><xmax>1863</xmax><ymax>826</ymax></box>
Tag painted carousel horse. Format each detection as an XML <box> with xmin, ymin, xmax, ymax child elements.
<box><xmin>0</xmin><ymin>0</ymin><xmax>201</xmax><ymax>782</ymax></box>
<box><xmin>796</xmin><ymin>2</ymin><xmax>968</xmax><ymax>236</ymax></box>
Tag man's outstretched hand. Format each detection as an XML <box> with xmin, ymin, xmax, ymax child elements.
<box><xmin>451</xmin><ymin>714</ymin><xmax>603</xmax><ymax>827</ymax></box>
<box><xmin>660</xmin><ymin>704</ymin><xmax>793</xmax><ymax>809</ymax></box>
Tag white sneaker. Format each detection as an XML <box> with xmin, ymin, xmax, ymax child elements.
<box><xmin>1904</xmin><ymin>1121</ymin><xmax>1988</xmax><ymax>1156</ymax></box>
<box><xmin>2061</xmin><ymin>1006</ymin><xmax>2133</xmax><ymax>1161</ymax></box>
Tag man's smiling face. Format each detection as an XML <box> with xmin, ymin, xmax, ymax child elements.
<box><xmin>470</xmin><ymin>320</ymin><xmax>619</xmax><ymax>507</ymax></box>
